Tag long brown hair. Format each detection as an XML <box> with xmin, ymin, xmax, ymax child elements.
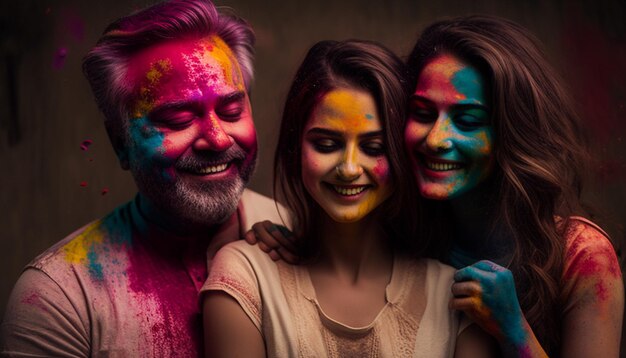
<box><xmin>275</xmin><ymin>40</ymin><xmax>415</xmax><ymax>260</ymax></box>
<box><xmin>407</xmin><ymin>15</ymin><xmax>590</xmax><ymax>354</ymax></box>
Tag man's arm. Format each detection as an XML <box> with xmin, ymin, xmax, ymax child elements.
<box><xmin>1</xmin><ymin>269</ymin><xmax>90</xmax><ymax>357</ymax></box>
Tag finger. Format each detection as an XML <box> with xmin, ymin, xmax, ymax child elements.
<box><xmin>265</xmin><ymin>222</ymin><xmax>298</xmax><ymax>253</ymax></box>
<box><xmin>243</xmin><ymin>230</ymin><xmax>257</xmax><ymax>244</ymax></box>
<box><xmin>473</xmin><ymin>260</ymin><xmax>506</xmax><ymax>273</ymax></box>
<box><xmin>276</xmin><ymin>247</ymin><xmax>300</xmax><ymax>264</ymax></box>
<box><xmin>451</xmin><ymin>281</ymin><xmax>482</xmax><ymax>298</ymax></box>
<box><xmin>257</xmin><ymin>240</ymin><xmax>272</xmax><ymax>253</ymax></box>
<box><xmin>449</xmin><ymin>296</ymin><xmax>481</xmax><ymax>312</ymax></box>
<box><xmin>253</xmin><ymin>222</ymin><xmax>284</xmax><ymax>251</ymax></box>
<box><xmin>268</xmin><ymin>250</ymin><xmax>281</xmax><ymax>261</ymax></box>
<box><xmin>453</xmin><ymin>266</ymin><xmax>492</xmax><ymax>283</ymax></box>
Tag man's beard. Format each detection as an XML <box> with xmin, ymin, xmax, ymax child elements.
<box><xmin>131</xmin><ymin>144</ymin><xmax>256</xmax><ymax>230</ymax></box>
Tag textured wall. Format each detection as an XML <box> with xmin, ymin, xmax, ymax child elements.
<box><xmin>1</xmin><ymin>0</ymin><xmax>625</xmax><ymax>347</ymax></box>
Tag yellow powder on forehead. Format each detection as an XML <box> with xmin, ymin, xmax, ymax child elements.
<box><xmin>132</xmin><ymin>59</ymin><xmax>173</xmax><ymax>118</ymax></box>
<box><xmin>319</xmin><ymin>89</ymin><xmax>378</xmax><ymax>130</ymax></box>
<box><xmin>201</xmin><ymin>35</ymin><xmax>245</xmax><ymax>91</ymax></box>
<box><xmin>427</xmin><ymin>55</ymin><xmax>463</xmax><ymax>79</ymax></box>
<box><xmin>146</xmin><ymin>59</ymin><xmax>172</xmax><ymax>84</ymax></box>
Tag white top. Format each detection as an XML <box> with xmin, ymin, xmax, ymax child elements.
<box><xmin>203</xmin><ymin>240</ymin><xmax>466</xmax><ymax>357</ymax></box>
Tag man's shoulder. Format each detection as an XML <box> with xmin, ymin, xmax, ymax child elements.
<box><xmin>28</xmin><ymin>203</ymin><xmax>134</xmax><ymax>278</ymax></box>
<box><xmin>239</xmin><ymin>189</ymin><xmax>290</xmax><ymax>231</ymax></box>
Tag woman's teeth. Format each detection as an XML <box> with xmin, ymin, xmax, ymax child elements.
<box><xmin>333</xmin><ymin>185</ymin><xmax>367</xmax><ymax>196</ymax></box>
<box><xmin>425</xmin><ymin>161</ymin><xmax>462</xmax><ymax>171</ymax></box>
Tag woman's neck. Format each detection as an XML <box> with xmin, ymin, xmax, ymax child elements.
<box><xmin>312</xmin><ymin>213</ymin><xmax>392</xmax><ymax>284</ymax></box>
<box><xmin>448</xmin><ymin>180</ymin><xmax>514</xmax><ymax>261</ymax></box>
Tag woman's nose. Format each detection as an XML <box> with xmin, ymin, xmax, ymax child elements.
<box><xmin>425</xmin><ymin>116</ymin><xmax>453</xmax><ymax>153</ymax></box>
<box><xmin>335</xmin><ymin>160</ymin><xmax>363</xmax><ymax>182</ymax></box>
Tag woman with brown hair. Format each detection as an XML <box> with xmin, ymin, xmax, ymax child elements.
<box><xmin>202</xmin><ymin>39</ymin><xmax>495</xmax><ymax>357</ymax></box>
<box><xmin>404</xmin><ymin>15</ymin><xmax>623</xmax><ymax>357</ymax></box>
<box><xmin>250</xmin><ymin>15</ymin><xmax>624</xmax><ymax>357</ymax></box>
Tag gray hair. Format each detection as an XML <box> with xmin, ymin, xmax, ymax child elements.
<box><xmin>82</xmin><ymin>0</ymin><xmax>255</xmax><ymax>151</ymax></box>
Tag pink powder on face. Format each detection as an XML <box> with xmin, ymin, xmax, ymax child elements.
<box><xmin>373</xmin><ymin>158</ymin><xmax>390</xmax><ymax>182</ymax></box>
<box><xmin>101</xmin><ymin>188</ymin><xmax>109</xmax><ymax>195</ymax></box>
<box><xmin>414</xmin><ymin>55</ymin><xmax>467</xmax><ymax>106</ymax></box>
<box><xmin>80</xmin><ymin>181</ymin><xmax>87</xmax><ymax>187</ymax></box>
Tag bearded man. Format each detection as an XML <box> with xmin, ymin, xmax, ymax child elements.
<box><xmin>1</xmin><ymin>1</ymin><xmax>283</xmax><ymax>356</ymax></box>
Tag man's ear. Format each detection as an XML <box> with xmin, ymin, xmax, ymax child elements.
<box><xmin>105</xmin><ymin>123</ymin><xmax>130</xmax><ymax>170</ymax></box>
<box><xmin>116</xmin><ymin>147</ymin><xmax>130</xmax><ymax>170</ymax></box>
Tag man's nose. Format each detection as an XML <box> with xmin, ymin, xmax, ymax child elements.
<box><xmin>193</xmin><ymin>115</ymin><xmax>234</xmax><ymax>152</ymax></box>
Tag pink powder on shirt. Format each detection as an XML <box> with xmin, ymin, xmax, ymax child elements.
<box><xmin>21</xmin><ymin>292</ymin><xmax>49</xmax><ymax>313</ymax></box>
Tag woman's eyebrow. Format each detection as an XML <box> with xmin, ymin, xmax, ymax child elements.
<box><xmin>409</xmin><ymin>94</ymin><xmax>435</xmax><ymax>105</ymax></box>
<box><xmin>305</xmin><ymin>128</ymin><xmax>342</xmax><ymax>137</ymax></box>
<box><xmin>306</xmin><ymin>127</ymin><xmax>383</xmax><ymax>139</ymax></box>
<box><xmin>359</xmin><ymin>130</ymin><xmax>384</xmax><ymax>139</ymax></box>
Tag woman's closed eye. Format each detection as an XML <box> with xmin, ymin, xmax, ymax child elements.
<box><xmin>453</xmin><ymin>108</ymin><xmax>490</xmax><ymax>130</ymax></box>
<box><xmin>311</xmin><ymin>138</ymin><xmax>340</xmax><ymax>153</ymax></box>
<box><xmin>360</xmin><ymin>140</ymin><xmax>385</xmax><ymax>156</ymax></box>
<box><xmin>409</xmin><ymin>100</ymin><xmax>437</xmax><ymax>123</ymax></box>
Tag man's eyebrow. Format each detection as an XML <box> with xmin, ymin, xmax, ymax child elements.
<box><xmin>218</xmin><ymin>91</ymin><xmax>246</xmax><ymax>105</ymax></box>
<box><xmin>149</xmin><ymin>101</ymin><xmax>200</xmax><ymax>115</ymax></box>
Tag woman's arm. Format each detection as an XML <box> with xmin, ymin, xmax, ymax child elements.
<box><xmin>559</xmin><ymin>224</ymin><xmax>624</xmax><ymax>358</ymax></box>
<box><xmin>454</xmin><ymin>324</ymin><xmax>501</xmax><ymax>358</ymax></box>
<box><xmin>203</xmin><ymin>291</ymin><xmax>265</xmax><ymax>358</ymax></box>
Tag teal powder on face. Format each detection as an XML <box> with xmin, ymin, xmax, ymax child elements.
<box><xmin>451</xmin><ymin>66</ymin><xmax>484</xmax><ymax>103</ymax></box>
<box><xmin>128</xmin><ymin>117</ymin><xmax>172</xmax><ymax>181</ymax></box>
<box><xmin>365</xmin><ymin>113</ymin><xmax>374</xmax><ymax>120</ymax></box>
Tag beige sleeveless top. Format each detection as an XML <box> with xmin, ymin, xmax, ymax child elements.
<box><xmin>203</xmin><ymin>240</ymin><xmax>465</xmax><ymax>357</ymax></box>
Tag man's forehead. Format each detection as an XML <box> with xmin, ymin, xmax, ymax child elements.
<box><xmin>126</xmin><ymin>35</ymin><xmax>244</xmax><ymax>90</ymax></box>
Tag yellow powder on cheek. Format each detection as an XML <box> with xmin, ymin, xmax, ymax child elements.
<box><xmin>473</xmin><ymin>131</ymin><xmax>494</xmax><ymax>155</ymax></box>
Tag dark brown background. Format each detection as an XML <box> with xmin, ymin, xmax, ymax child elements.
<box><xmin>1</xmin><ymin>0</ymin><xmax>625</xmax><ymax>351</ymax></box>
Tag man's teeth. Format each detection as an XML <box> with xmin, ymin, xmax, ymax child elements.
<box><xmin>333</xmin><ymin>186</ymin><xmax>367</xmax><ymax>196</ymax></box>
<box><xmin>198</xmin><ymin>163</ymin><xmax>229</xmax><ymax>174</ymax></box>
<box><xmin>426</xmin><ymin>161</ymin><xmax>462</xmax><ymax>171</ymax></box>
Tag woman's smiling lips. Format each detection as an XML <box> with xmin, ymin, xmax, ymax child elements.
<box><xmin>322</xmin><ymin>182</ymin><xmax>372</xmax><ymax>200</ymax></box>
<box><xmin>418</xmin><ymin>154</ymin><xmax>465</xmax><ymax>178</ymax></box>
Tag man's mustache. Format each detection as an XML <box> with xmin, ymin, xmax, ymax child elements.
<box><xmin>175</xmin><ymin>144</ymin><xmax>248</xmax><ymax>172</ymax></box>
